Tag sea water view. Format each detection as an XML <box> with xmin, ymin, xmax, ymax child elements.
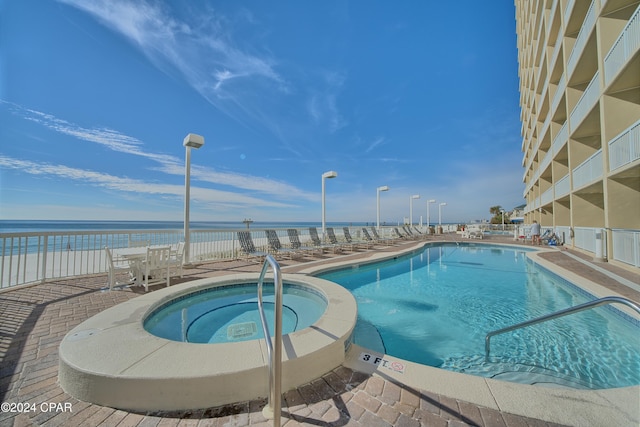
<box><xmin>2</xmin><ymin>219</ymin><xmax>437</xmax><ymax>288</ymax></box>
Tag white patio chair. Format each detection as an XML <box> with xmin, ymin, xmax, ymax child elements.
<box><xmin>142</xmin><ymin>246</ymin><xmax>172</xmax><ymax>292</ymax></box>
<box><xmin>169</xmin><ymin>242</ymin><xmax>185</xmax><ymax>278</ymax></box>
<box><xmin>105</xmin><ymin>246</ymin><xmax>132</xmax><ymax>291</ymax></box>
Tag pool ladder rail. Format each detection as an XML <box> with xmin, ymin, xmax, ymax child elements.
<box><xmin>257</xmin><ymin>255</ymin><xmax>283</xmax><ymax>425</ymax></box>
<box><xmin>485</xmin><ymin>296</ymin><xmax>640</xmax><ymax>361</ymax></box>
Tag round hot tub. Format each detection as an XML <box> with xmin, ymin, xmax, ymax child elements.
<box><xmin>58</xmin><ymin>274</ymin><xmax>356</xmax><ymax>411</ymax></box>
<box><xmin>145</xmin><ymin>283</ymin><xmax>327</xmax><ymax>344</ymax></box>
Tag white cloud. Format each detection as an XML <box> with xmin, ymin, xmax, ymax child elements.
<box><xmin>0</xmin><ymin>155</ymin><xmax>296</xmax><ymax>209</ymax></box>
<box><xmin>4</xmin><ymin>101</ymin><xmax>317</xmax><ymax>201</ymax></box>
<box><xmin>57</xmin><ymin>0</ymin><xmax>285</xmax><ymax>119</ymax></box>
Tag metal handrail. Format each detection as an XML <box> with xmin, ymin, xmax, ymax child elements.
<box><xmin>485</xmin><ymin>296</ymin><xmax>640</xmax><ymax>360</ymax></box>
<box><xmin>257</xmin><ymin>255</ymin><xmax>282</xmax><ymax>425</ymax></box>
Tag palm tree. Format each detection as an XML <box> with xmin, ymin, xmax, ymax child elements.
<box><xmin>489</xmin><ymin>205</ymin><xmax>503</xmax><ymax>216</ymax></box>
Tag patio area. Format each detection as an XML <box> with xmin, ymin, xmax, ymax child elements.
<box><xmin>1</xmin><ymin>235</ymin><xmax>638</xmax><ymax>426</ymax></box>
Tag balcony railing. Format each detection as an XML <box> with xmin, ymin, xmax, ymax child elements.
<box><xmin>604</xmin><ymin>5</ymin><xmax>640</xmax><ymax>86</ymax></box>
<box><xmin>609</xmin><ymin>120</ymin><xmax>640</xmax><ymax>172</ymax></box>
<box><xmin>567</xmin><ymin>0</ymin><xmax>597</xmax><ymax>77</ymax></box>
<box><xmin>572</xmin><ymin>149</ymin><xmax>603</xmax><ymax>189</ymax></box>
<box><xmin>551</xmin><ymin>121</ymin><xmax>568</xmax><ymax>155</ymax></box>
<box><xmin>554</xmin><ymin>174</ymin><xmax>570</xmax><ymax>197</ymax></box>
<box><xmin>569</xmin><ymin>70</ymin><xmax>600</xmax><ymax>129</ymax></box>
<box><xmin>551</xmin><ymin>73</ymin><xmax>566</xmax><ymax>113</ymax></box>
<box><xmin>540</xmin><ymin>187</ymin><xmax>554</xmax><ymax>206</ymax></box>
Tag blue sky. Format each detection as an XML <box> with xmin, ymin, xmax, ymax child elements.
<box><xmin>0</xmin><ymin>1</ymin><xmax>523</xmax><ymax>224</ymax></box>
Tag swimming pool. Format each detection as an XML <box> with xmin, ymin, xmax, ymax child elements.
<box><xmin>144</xmin><ymin>283</ymin><xmax>327</xmax><ymax>343</ymax></box>
<box><xmin>318</xmin><ymin>243</ymin><xmax>640</xmax><ymax>389</ymax></box>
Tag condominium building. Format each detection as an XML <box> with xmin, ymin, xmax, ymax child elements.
<box><xmin>515</xmin><ymin>0</ymin><xmax>640</xmax><ymax>269</ymax></box>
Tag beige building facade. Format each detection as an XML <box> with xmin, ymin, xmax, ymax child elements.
<box><xmin>515</xmin><ymin>0</ymin><xmax>640</xmax><ymax>269</ymax></box>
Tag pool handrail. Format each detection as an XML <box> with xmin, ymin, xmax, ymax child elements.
<box><xmin>257</xmin><ymin>254</ymin><xmax>282</xmax><ymax>424</ymax></box>
<box><xmin>485</xmin><ymin>296</ymin><xmax>640</xmax><ymax>361</ymax></box>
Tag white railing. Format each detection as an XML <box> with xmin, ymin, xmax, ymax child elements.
<box><xmin>612</xmin><ymin>229</ymin><xmax>640</xmax><ymax>268</ymax></box>
<box><xmin>539</xmin><ymin>148</ymin><xmax>553</xmax><ymax>173</ymax></box>
<box><xmin>565</xmin><ymin>0</ymin><xmax>576</xmax><ymax>28</ymax></box>
<box><xmin>609</xmin><ymin>120</ymin><xmax>640</xmax><ymax>172</ymax></box>
<box><xmin>572</xmin><ymin>148</ymin><xmax>603</xmax><ymax>189</ymax></box>
<box><xmin>569</xmin><ymin>70</ymin><xmax>600</xmax><ymax>129</ymax></box>
<box><xmin>551</xmin><ymin>121</ymin><xmax>568</xmax><ymax>155</ymax></box>
<box><xmin>574</xmin><ymin>226</ymin><xmax>599</xmax><ymax>253</ymax></box>
<box><xmin>604</xmin><ymin>4</ymin><xmax>640</xmax><ymax>86</ymax></box>
<box><xmin>551</xmin><ymin>73</ymin><xmax>566</xmax><ymax>113</ymax></box>
<box><xmin>567</xmin><ymin>0</ymin><xmax>597</xmax><ymax>77</ymax></box>
<box><xmin>540</xmin><ymin>186</ymin><xmax>554</xmax><ymax>206</ymax></box>
<box><xmin>555</xmin><ymin>174</ymin><xmax>571</xmax><ymax>197</ymax></box>
<box><xmin>0</xmin><ymin>226</ymin><xmax>398</xmax><ymax>289</ymax></box>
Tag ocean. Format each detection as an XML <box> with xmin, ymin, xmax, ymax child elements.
<box><xmin>0</xmin><ymin>219</ymin><xmax>375</xmax><ymax>234</ymax></box>
<box><xmin>0</xmin><ymin>219</ymin><xmax>380</xmax><ymax>257</ymax></box>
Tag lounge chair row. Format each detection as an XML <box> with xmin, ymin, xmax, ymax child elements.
<box><xmin>237</xmin><ymin>227</ymin><xmax>399</xmax><ymax>261</ymax></box>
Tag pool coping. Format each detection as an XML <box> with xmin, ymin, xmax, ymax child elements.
<box><xmin>293</xmin><ymin>240</ymin><xmax>640</xmax><ymax>427</ymax></box>
<box><xmin>58</xmin><ymin>273</ymin><xmax>357</xmax><ymax>411</ymax></box>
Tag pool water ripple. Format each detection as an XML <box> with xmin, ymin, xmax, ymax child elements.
<box><xmin>319</xmin><ymin>243</ymin><xmax>640</xmax><ymax>389</ymax></box>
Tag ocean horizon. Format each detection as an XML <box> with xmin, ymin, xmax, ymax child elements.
<box><xmin>0</xmin><ymin>219</ymin><xmax>395</xmax><ymax>234</ymax></box>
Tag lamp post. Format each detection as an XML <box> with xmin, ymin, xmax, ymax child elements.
<box><xmin>376</xmin><ymin>186</ymin><xmax>389</xmax><ymax>230</ymax></box>
<box><xmin>501</xmin><ymin>209</ymin><xmax>505</xmax><ymax>231</ymax></box>
<box><xmin>426</xmin><ymin>199</ymin><xmax>436</xmax><ymax>230</ymax></box>
<box><xmin>409</xmin><ymin>195</ymin><xmax>420</xmax><ymax>225</ymax></box>
<box><xmin>183</xmin><ymin>133</ymin><xmax>204</xmax><ymax>265</ymax></box>
<box><xmin>438</xmin><ymin>202</ymin><xmax>447</xmax><ymax>230</ymax></box>
<box><xmin>321</xmin><ymin>171</ymin><xmax>338</xmax><ymax>237</ymax></box>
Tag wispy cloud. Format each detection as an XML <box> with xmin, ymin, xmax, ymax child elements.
<box><xmin>365</xmin><ymin>137</ymin><xmax>385</xmax><ymax>153</ymax></box>
<box><xmin>2</xmin><ymin>100</ymin><xmax>317</xmax><ymax>201</ymax></box>
<box><xmin>0</xmin><ymin>155</ymin><xmax>296</xmax><ymax>209</ymax></box>
<box><xmin>57</xmin><ymin>0</ymin><xmax>286</xmax><ymax>128</ymax></box>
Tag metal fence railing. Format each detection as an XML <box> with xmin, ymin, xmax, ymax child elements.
<box><xmin>0</xmin><ymin>226</ymin><xmax>401</xmax><ymax>289</ymax></box>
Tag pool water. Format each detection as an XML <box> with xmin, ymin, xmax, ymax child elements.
<box><xmin>319</xmin><ymin>243</ymin><xmax>640</xmax><ymax>389</ymax></box>
<box><xmin>145</xmin><ymin>283</ymin><xmax>327</xmax><ymax>344</ymax></box>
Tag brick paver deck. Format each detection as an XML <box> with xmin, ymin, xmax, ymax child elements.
<box><xmin>1</xmin><ymin>235</ymin><xmax>637</xmax><ymax>426</ymax></box>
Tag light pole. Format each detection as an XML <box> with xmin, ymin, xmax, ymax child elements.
<box><xmin>409</xmin><ymin>195</ymin><xmax>420</xmax><ymax>225</ymax></box>
<box><xmin>501</xmin><ymin>209</ymin><xmax>505</xmax><ymax>231</ymax></box>
<box><xmin>183</xmin><ymin>133</ymin><xmax>204</xmax><ymax>265</ymax></box>
<box><xmin>321</xmin><ymin>171</ymin><xmax>338</xmax><ymax>237</ymax></box>
<box><xmin>426</xmin><ymin>199</ymin><xmax>436</xmax><ymax>231</ymax></box>
<box><xmin>438</xmin><ymin>202</ymin><xmax>447</xmax><ymax>230</ymax></box>
<box><xmin>376</xmin><ymin>186</ymin><xmax>389</xmax><ymax>230</ymax></box>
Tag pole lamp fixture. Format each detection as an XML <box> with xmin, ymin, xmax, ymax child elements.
<box><xmin>426</xmin><ymin>199</ymin><xmax>436</xmax><ymax>230</ymax></box>
<box><xmin>183</xmin><ymin>133</ymin><xmax>205</xmax><ymax>265</ymax></box>
<box><xmin>438</xmin><ymin>202</ymin><xmax>447</xmax><ymax>227</ymax></box>
<box><xmin>409</xmin><ymin>195</ymin><xmax>420</xmax><ymax>225</ymax></box>
<box><xmin>376</xmin><ymin>186</ymin><xmax>389</xmax><ymax>230</ymax></box>
<box><xmin>321</xmin><ymin>171</ymin><xmax>338</xmax><ymax>236</ymax></box>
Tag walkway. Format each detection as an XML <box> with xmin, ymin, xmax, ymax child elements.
<box><xmin>0</xmin><ymin>235</ymin><xmax>638</xmax><ymax>427</ymax></box>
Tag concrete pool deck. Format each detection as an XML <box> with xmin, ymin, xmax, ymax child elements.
<box><xmin>1</xmin><ymin>234</ymin><xmax>638</xmax><ymax>426</ymax></box>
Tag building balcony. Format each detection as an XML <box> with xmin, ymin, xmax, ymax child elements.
<box><xmin>569</xmin><ymin>70</ymin><xmax>600</xmax><ymax>130</ymax></box>
<box><xmin>572</xmin><ymin>148</ymin><xmax>603</xmax><ymax>189</ymax></box>
<box><xmin>609</xmin><ymin>120</ymin><xmax>640</xmax><ymax>172</ymax></box>
<box><xmin>555</xmin><ymin>174</ymin><xmax>571</xmax><ymax>197</ymax></box>
<box><xmin>604</xmin><ymin>4</ymin><xmax>640</xmax><ymax>86</ymax></box>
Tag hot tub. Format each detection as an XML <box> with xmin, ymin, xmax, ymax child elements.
<box><xmin>58</xmin><ymin>273</ymin><xmax>357</xmax><ymax>411</ymax></box>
